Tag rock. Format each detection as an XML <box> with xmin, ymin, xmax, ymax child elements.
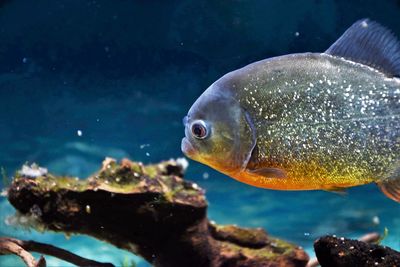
<box><xmin>314</xmin><ymin>235</ymin><xmax>400</xmax><ymax>267</ymax></box>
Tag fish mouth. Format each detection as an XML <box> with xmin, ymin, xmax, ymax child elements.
<box><xmin>181</xmin><ymin>137</ymin><xmax>196</xmax><ymax>158</ymax></box>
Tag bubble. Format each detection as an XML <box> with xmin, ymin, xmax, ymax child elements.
<box><xmin>140</xmin><ymin>144</ymin><xmax>150</xmax><ymax>149</ymax></box>
<box><xmin>372</xmin><ymin>216</ymin><xmax>380</xmax><ymax>225</ymax></box>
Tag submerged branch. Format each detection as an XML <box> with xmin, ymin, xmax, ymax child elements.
<box><xmin>0</xmin><ymin>237</ymin><xmax>113</xmax><ymax>267</ymax></box>
<box><xmin>0</xmin><ymin>237</ymin><xmax>45</xmax><ymax>267</ymax></box>
<box><xmin>5</xmin><ymin>158</ymin><xmax>309</xmax><ymax>267</ymax></box>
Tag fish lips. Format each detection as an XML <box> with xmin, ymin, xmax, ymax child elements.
<box><xmin>181</xmin><ymin>137</ymin><xmax>196</xmax><ymax>158</ymax></box>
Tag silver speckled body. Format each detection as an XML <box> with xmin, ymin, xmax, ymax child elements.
<box><xmin>211</xmin><ymin>53</ymin><xmax>400</xmax><ymax>189</ymax></box>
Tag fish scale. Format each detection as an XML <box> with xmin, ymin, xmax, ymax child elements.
<box><xmin>224</xmin><ymin>53</ymin><xmax>400</xmax><ymax>190</ymax></box>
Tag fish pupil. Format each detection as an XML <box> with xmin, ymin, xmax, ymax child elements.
<box><xmin>191</xmin><ymin>122</ymin><xmax>207</xmax><ymax>139</ymax></box>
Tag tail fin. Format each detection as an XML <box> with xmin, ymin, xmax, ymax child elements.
<box><xmin>377</xmin><ymin>177</ymin><xmax>400</xmax><ymax>203</ymax></box>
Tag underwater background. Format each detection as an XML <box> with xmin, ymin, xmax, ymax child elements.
<box><xmin>0</xmin><ymin>0</ymin><xmax>399</xmax><ymax>266</ymax></box>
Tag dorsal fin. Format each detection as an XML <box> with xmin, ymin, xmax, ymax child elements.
<box><xmin>325</xmin><ymin>19</ymin><xmax>400</xmax><ymax>77</ymax></box>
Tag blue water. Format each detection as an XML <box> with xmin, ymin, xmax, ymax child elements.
<box><xmin>1</xmin><ymin>1</ymin><xmax>400</xmax><ymax>266</ymax></box>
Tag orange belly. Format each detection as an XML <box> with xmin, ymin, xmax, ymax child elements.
<box><xmin>229</xmin><ymin>161</ymin><xmax>376</xmax><ymax>191</ymax></box>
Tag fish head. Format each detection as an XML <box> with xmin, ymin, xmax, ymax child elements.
<box><xmin>182</xmin><ymin>84</ymin><xmax>256</xmax><ymax>175</ymax></box>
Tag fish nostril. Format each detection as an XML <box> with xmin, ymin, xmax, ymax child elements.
<box><xmin>182</xmin><ymin>116</ymin><xmax>188</xmax><ymax>126</ymax></box>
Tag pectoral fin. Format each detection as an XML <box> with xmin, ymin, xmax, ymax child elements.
<box><xmin>248</xmin><ymin>167</ymin><xmax>288</xmax><ymax>179</ymax></box>
<box><xmin>323</xmin><ymin>187</ymin><xmax>348</xmax><ymax>196</ymax></box>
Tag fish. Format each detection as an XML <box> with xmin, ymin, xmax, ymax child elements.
<box><xmin>181</xmin><ymin>19</ymin><xmax>400</xmax><ymax>202</ymax></box>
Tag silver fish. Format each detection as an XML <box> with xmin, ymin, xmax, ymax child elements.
<box><xmin>182</xmin><ymin>19</ymin><xmax>400</xmax><ymax>202</ymax></box>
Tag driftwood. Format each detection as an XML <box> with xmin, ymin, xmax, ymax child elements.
<box><xmin>4</xmin><ymin>158</ymin><xmax>309</xmax><ymax>267</ymax></box>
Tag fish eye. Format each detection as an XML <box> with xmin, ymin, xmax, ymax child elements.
<box><xmin>191</xmin><ymin>120</ymin><xmax>208</xmax><ymax>140</ymax></box>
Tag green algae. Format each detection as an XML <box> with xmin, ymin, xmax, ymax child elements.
<box><xmin>211</xmin><ymin>224</ymin><xmax>301</xmax><ymax>261</ymax></box>
<box><xmin>13</xmin><ymin>159</ymin><xmax>202</xmax><ymax>205</ymax></box>
<box><xmin>212</xmin><ymin>224</ymin><xmax>268</xmax><ymax>247</ymax></box>
<box><xmin>377</xmin><ymin>227</ymin><xmax>389</xmax><ymax>244</ymax></box>
<box><xmin>267</xmin><ymin>237</ymin><xmax>300</xmax><ymax>256</ymax></box>
<box><xmin>143</xmin><ymin>165</ymin><xmax>158</xmax><ymax>179</ymax></box>
<box><xmin>218</xmin><ymin>237</ymin><xmax>298</xmax><ymax>261</ymax></box>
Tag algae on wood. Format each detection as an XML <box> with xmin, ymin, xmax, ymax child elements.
<box><xmin>6</xmin><ymin>158</ymin><xmax>308</xmax><ymax>267</ymax></box>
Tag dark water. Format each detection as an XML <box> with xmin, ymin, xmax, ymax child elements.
<box><xmin>0</xmin><ymin>1</ymin><xmax>399</xmax><ymax>266</ymax></box>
